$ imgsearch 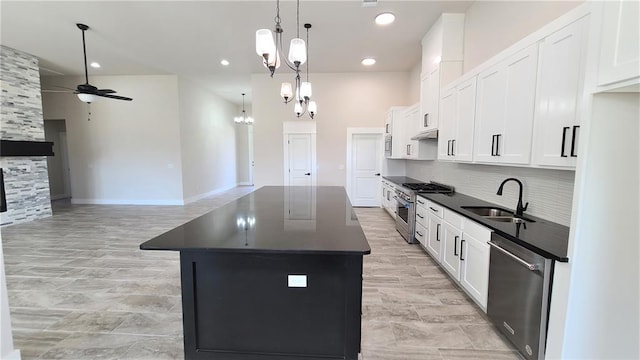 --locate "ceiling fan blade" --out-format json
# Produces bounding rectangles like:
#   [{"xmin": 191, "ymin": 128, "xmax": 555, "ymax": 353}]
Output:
[
  {"xmin": 42, "ymin": 89, "xmax": 74, "ymax": 93},
  {"xmin": 97, "ymin": 89, "xmax": 117, "ymax": 94},
  {"xmin": 97, "ymin": 93, "xmax": 133, "ymax": 101}
]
